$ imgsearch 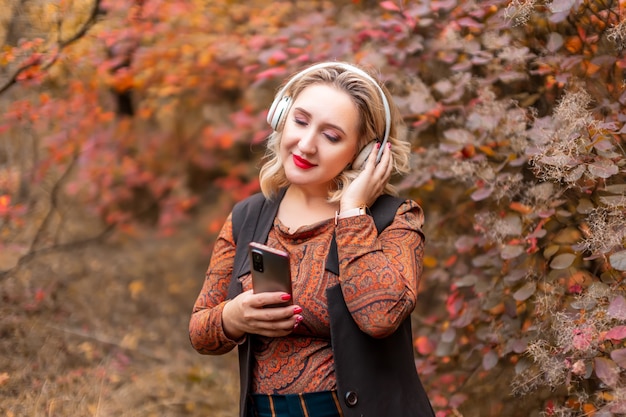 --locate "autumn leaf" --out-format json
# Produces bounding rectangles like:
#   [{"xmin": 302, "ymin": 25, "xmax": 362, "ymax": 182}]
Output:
[
  {"xmin": 609, "ymin": 250, "xmax": 626, "ymax": 271},
  {"xmin": 605, "ymin": 328, "xmax": 626, "ymax": 342},
  {"xmin": 380, "ymin": 1, "xmax": 401, "ymax": 12},
  {"xmin": 414, "ymin": 336, "xmax": 435, "ymax": 355},
  {"xmin": 129, "ymin": 280, "xmax": 145, "ymax": 300},
  {"xmin": 482, "ymin": 349, "xmax": 498, "ymax": 370},
  {"xmin": 594, "ymin": 357, "xmax": 619, "ymax": 387},
  {"xmin": 550, "ymin": 253, "xmax": 576, "ymax": 269},
  {"xmin": 513, "ymin": 281, "xmax": 536, "ymax": 301}
]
